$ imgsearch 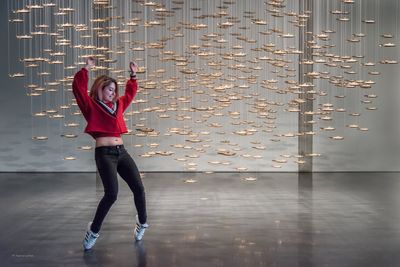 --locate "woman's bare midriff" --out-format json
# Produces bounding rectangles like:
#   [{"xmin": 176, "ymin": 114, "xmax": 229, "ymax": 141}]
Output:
[{"xmin": 95, "ymin": 136, "xmax": 123, "ymax": 147}]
